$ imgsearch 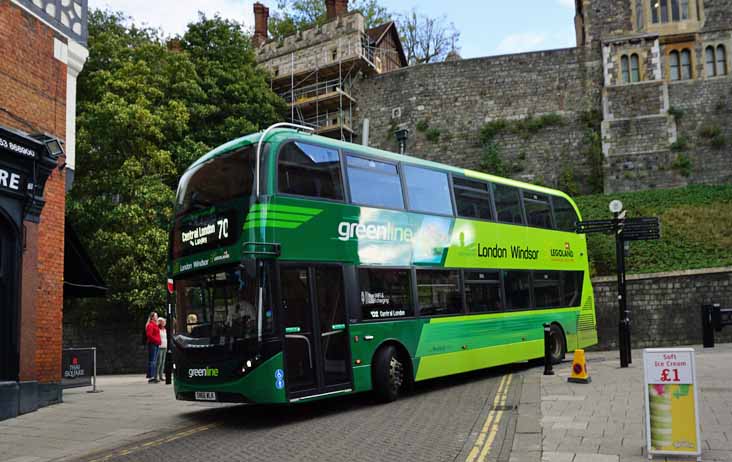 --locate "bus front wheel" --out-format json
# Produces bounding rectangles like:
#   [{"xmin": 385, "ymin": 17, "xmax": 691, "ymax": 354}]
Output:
[
  {"xmin": 373, "ymin": 345, "xmax": 404, "ymax": 402},
  {"xmin": 549, "ymin": 324, "xmax": 566, "ymax": 364}
]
